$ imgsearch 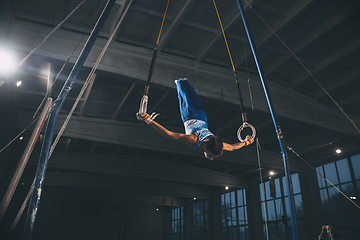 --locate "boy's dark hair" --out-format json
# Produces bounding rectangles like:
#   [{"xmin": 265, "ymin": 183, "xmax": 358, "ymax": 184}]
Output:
[{"xmin": 206, "ymin": 135, "xmax": 223, "ymax": 157}]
